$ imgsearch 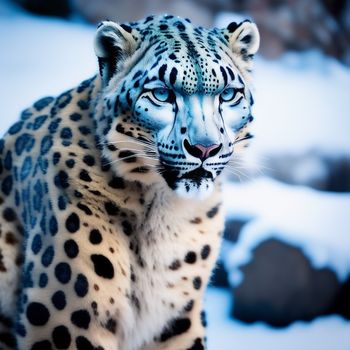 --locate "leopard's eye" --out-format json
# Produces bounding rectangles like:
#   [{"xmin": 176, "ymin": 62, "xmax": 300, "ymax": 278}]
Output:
[
  {"xmin": 220, "ymin": 87, "xmax": 236, "ymax": 102},
  {"xmin": 152, "ymin": 88, "xmax": 172, "ymax": 102}
]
